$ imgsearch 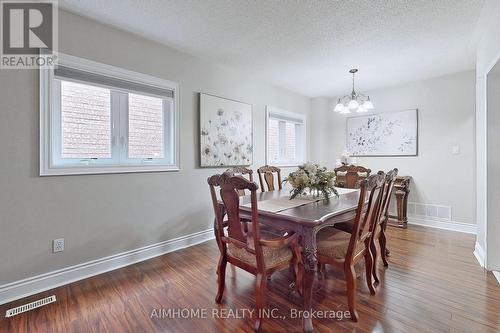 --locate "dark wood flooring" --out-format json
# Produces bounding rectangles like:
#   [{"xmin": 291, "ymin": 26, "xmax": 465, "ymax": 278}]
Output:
[{"xmin": 1, "ymin": 225, "xmax": 500, "ymax": 333}]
